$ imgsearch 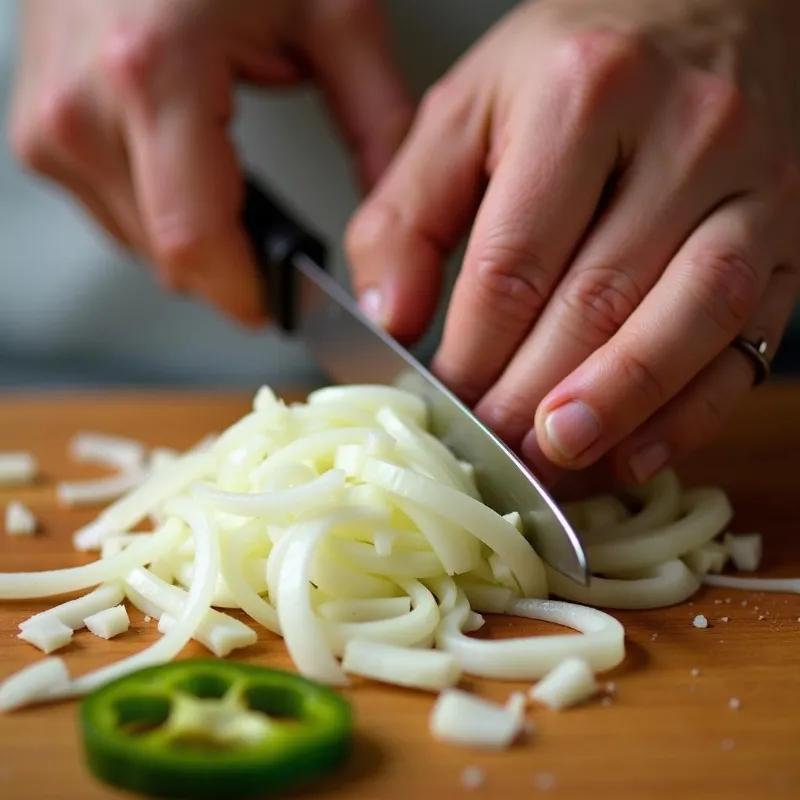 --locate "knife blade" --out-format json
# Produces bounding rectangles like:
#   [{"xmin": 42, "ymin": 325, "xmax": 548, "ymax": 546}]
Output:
[{"xmin": 242, "ymin": 177, "xmax": 590, "ymax": 586}]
